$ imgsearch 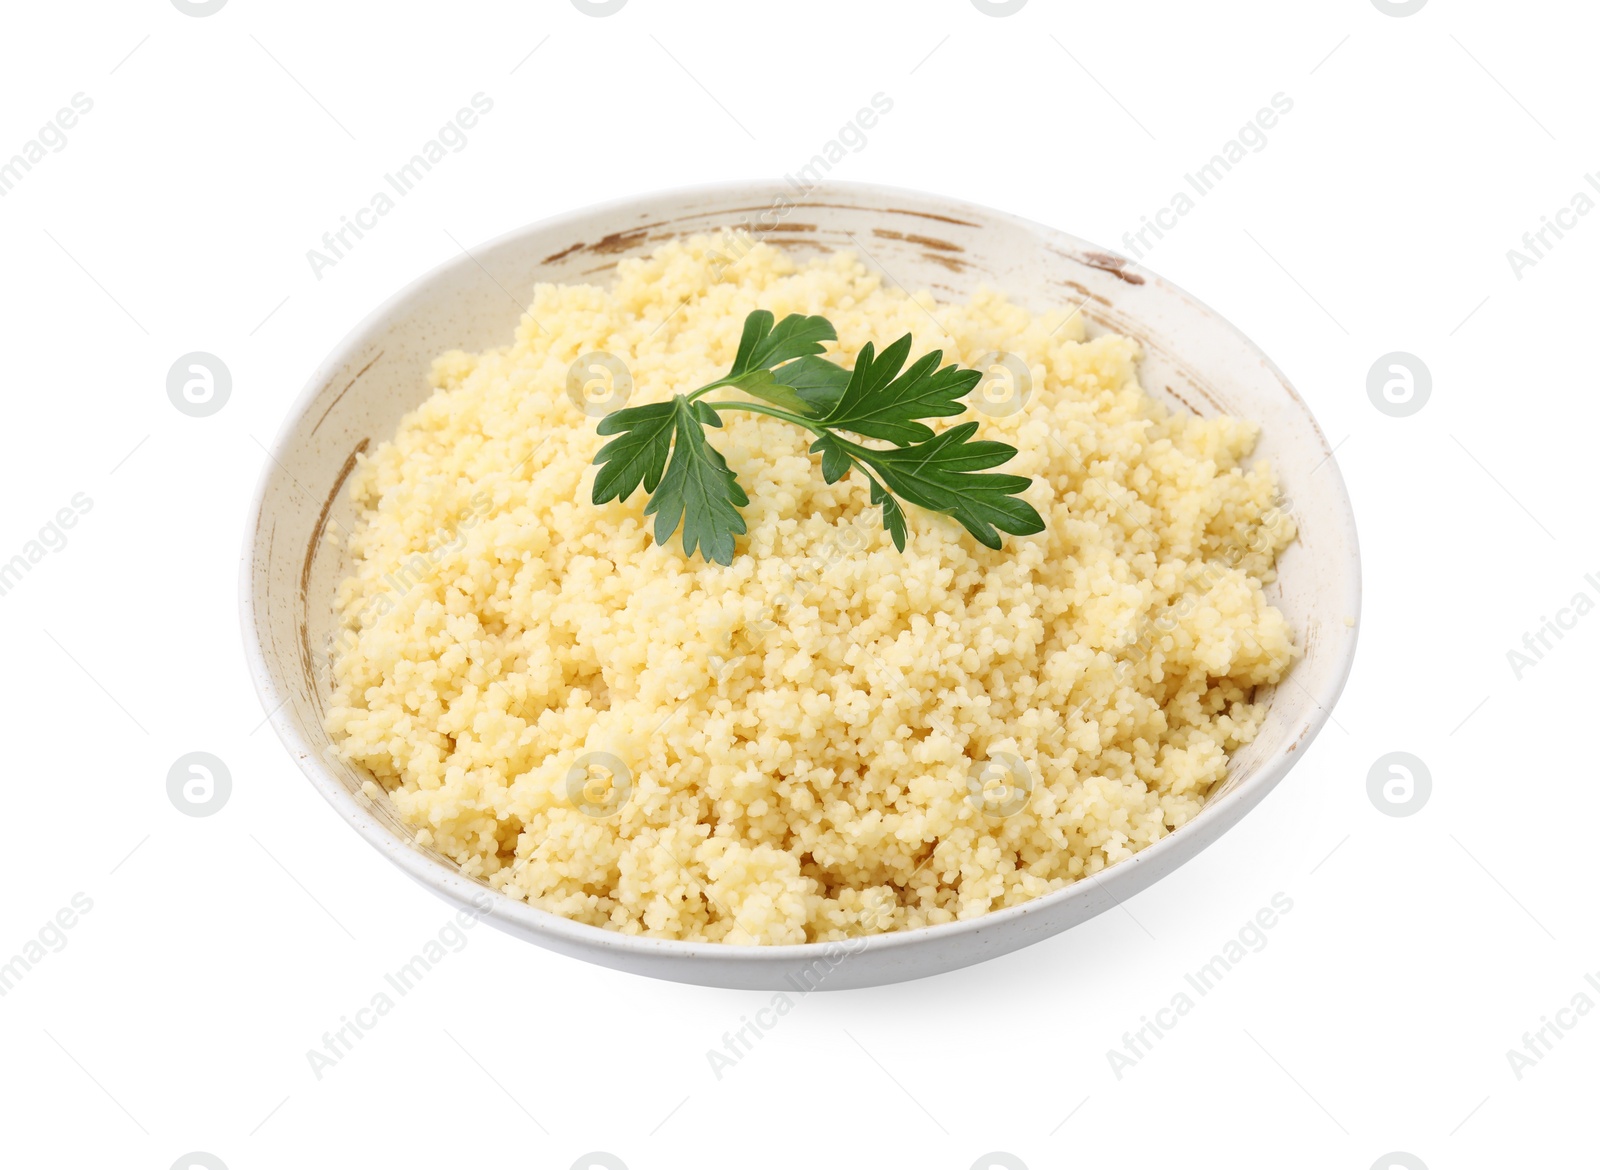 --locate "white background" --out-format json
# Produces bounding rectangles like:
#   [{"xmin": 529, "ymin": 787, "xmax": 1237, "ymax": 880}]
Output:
[{"xmin": 1, "ymin": 1, "xmax": 1594, "ymax": 1167}]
